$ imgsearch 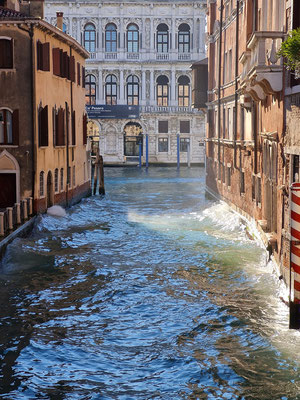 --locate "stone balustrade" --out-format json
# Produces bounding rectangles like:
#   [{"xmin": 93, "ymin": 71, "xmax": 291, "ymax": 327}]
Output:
[{"xmin": 0, "ymin": 197, "xmax": 33, "ymax": 237}]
